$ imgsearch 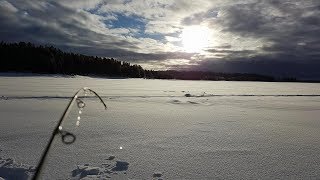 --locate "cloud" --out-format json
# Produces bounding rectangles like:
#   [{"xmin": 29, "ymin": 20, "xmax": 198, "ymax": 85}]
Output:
[
  {"xmin": 192, "ymin": 55, "xmax": 320, "ymax": 79},
  {"xmin": 214, "ymin": 0, "xmax": 320, "ymax": 48},
  {"xmin": 0, "ymin": 0, "xmax": 18, "ymax": 13},
  {"xmin": 0, "ymin": 1, "xmax": 166, "ymax": 53},
  {"xmin": 98, "ymin": 0, "xmax": 215, "ymax": 34},
  {"xmin": 56, "ymin": 0, "xmax": 102, "ymax": 9},
  {"xmin": 190, "ymin": 0, "xmax": 320, "ymax": 78},
  {"xmin": 0, "ymin": 0, "xmax": 319, "ymax": 78}
]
